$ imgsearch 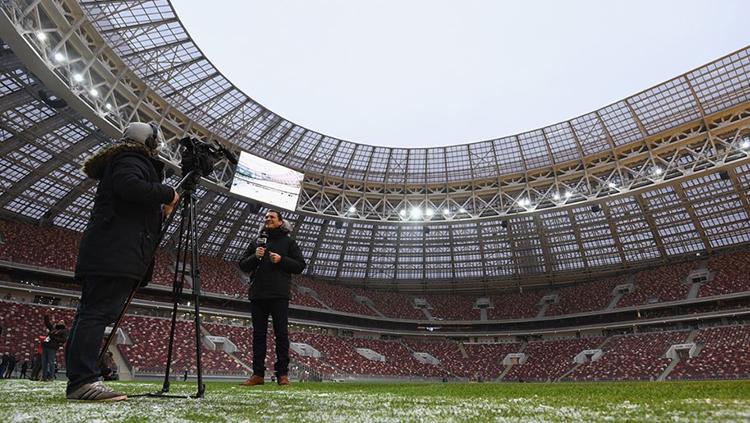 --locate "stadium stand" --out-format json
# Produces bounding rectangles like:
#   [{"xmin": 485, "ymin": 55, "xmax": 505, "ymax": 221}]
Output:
[
  {"xmin": 293, "ymin": 278, "xmax": 376, "ymax": 316},
  {"xmin": 118, "ymin": 316, "xmax": 244, "ymax": 375},
  {"xmin": 546, "ymin": 277, "xmax": 625, "ymax": 316},
  {"xmin": 700, "ymin": 251, "xmax": 750, "ymax": 297},
  {"xmin": 0, "ymin": 301, "xmax": 74, "ymax": 373},
  {"xmin": 0, "ymin": 220, "xmax": 79, "ymax": 271},
  {"xmin": 422, "ymin": 294, "xmax": 481, "ymax": 321},
  {"xmin": 503, "ymin": 337, "xmax": 604, "ymax": 381},
  {"xmin": 462, "ymin": 343, "xmax": 522, "ymax": 379},
  {"xmin": 352, "ymin": 288, "xmax": 425, "ymax": 320},
  {"xmin": 667, "ymin": 325, "xmax": 750, "ymax": 380},
  {"xmin": 566, "ymin": 330, "xmax": 690, "ymax": 381},
  {"xmin": 0, "ymin": 218, "xmax": 749, "ymax": 322},
  {"xmin": 487, "ymin": 291, "xmax": 547, "ymax": 320},
  {"xmin": 618, "ymin": 264, "xmax": 695, "ymax": 307}
]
